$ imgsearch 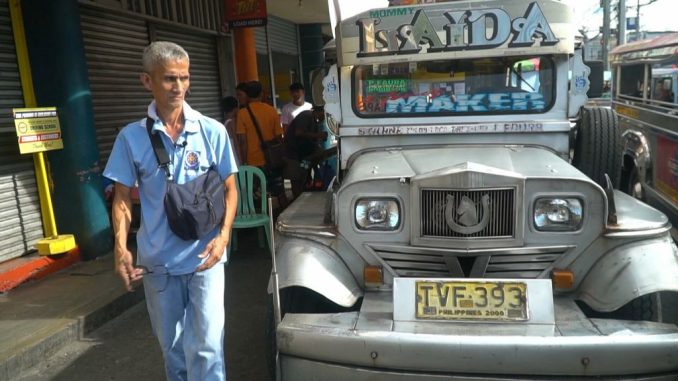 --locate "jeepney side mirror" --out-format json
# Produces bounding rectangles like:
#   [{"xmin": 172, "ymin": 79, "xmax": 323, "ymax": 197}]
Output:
[{"xmin": 586, "ymin": 60, "xmax": 604, "ymax": 99}]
